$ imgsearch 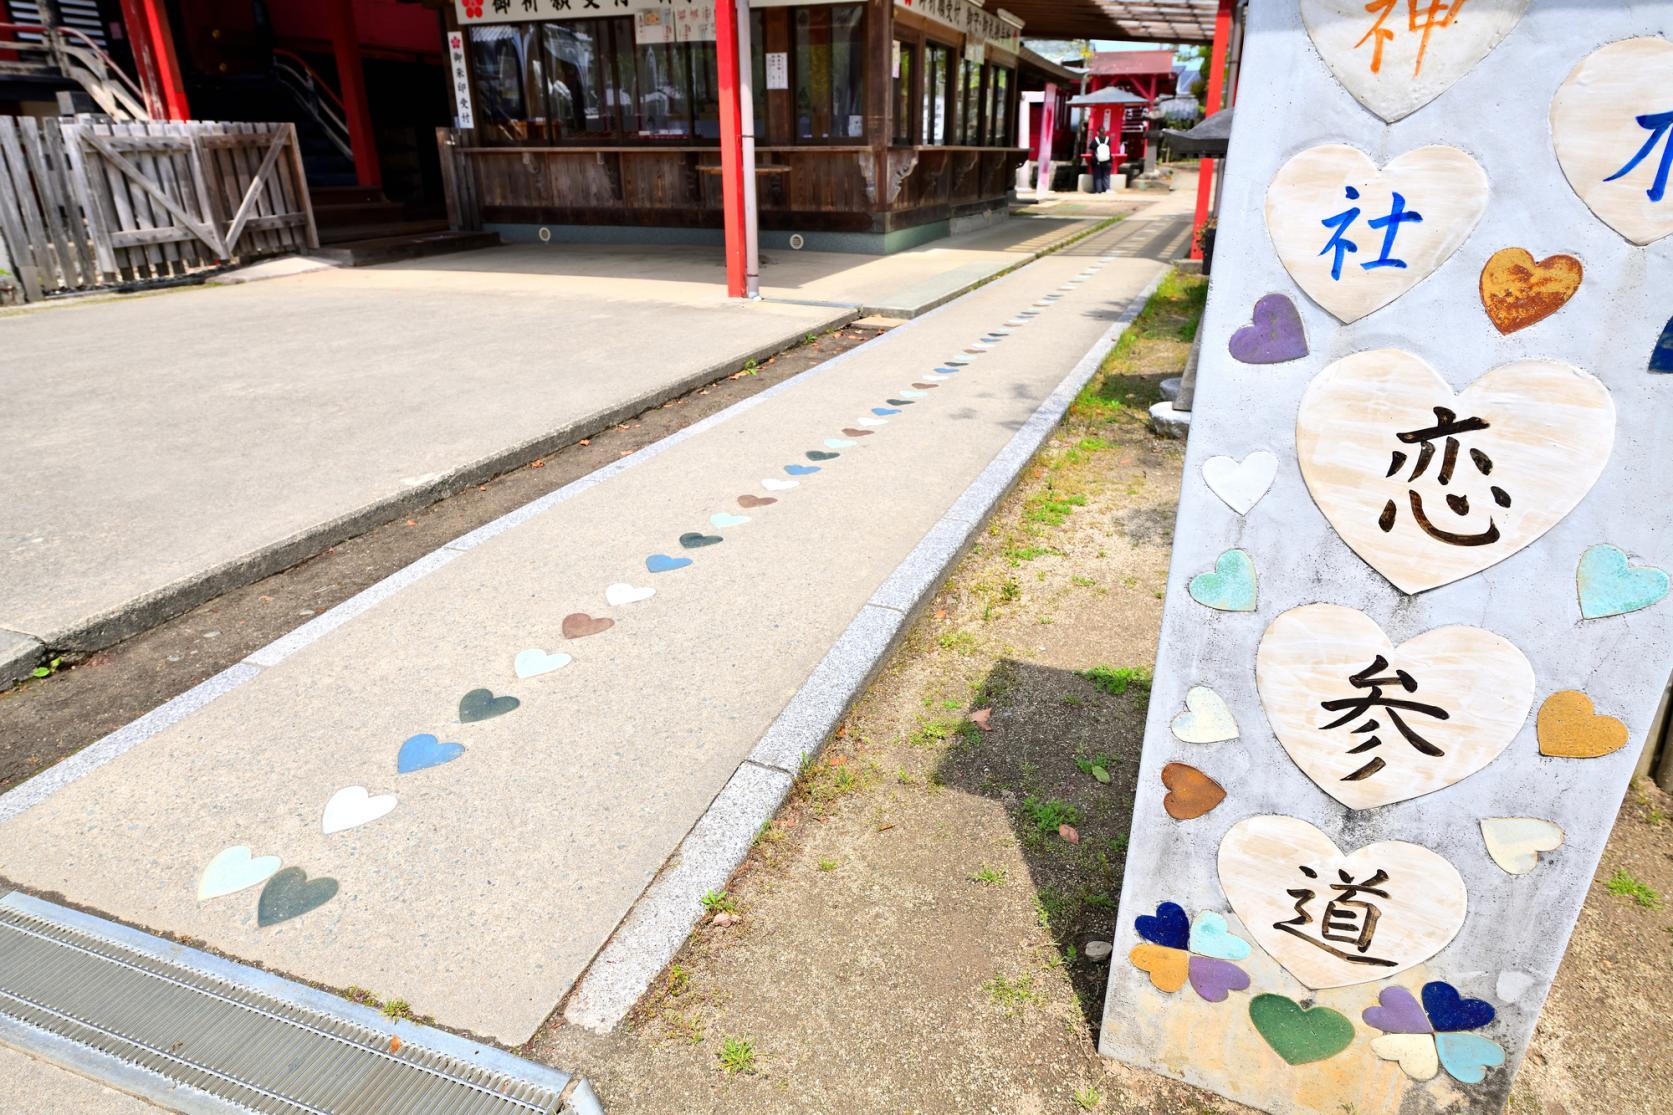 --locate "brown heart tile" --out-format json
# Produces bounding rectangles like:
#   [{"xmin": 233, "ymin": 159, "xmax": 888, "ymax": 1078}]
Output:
[
  {"xmin": 840, "ymin": 428, "xmax": 875, "ymax": 438},
  {"xmin": 1160, "ymin": 761, "xmax": 1225, "ymax": 820},
  {"xmin": 738, "ymin": 494, "xmax": 777, "ymax": 509},
  {"xmin": 910, "ymin": 383, "xmax": 940, "ymax": 389},
  {"xmin": 562, "ymin": 613, "xmax": 615, "ymax": 640},
  {"xmin": 1480, "ymin": 247, "xmax": 1582, "ymax": 334}
]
